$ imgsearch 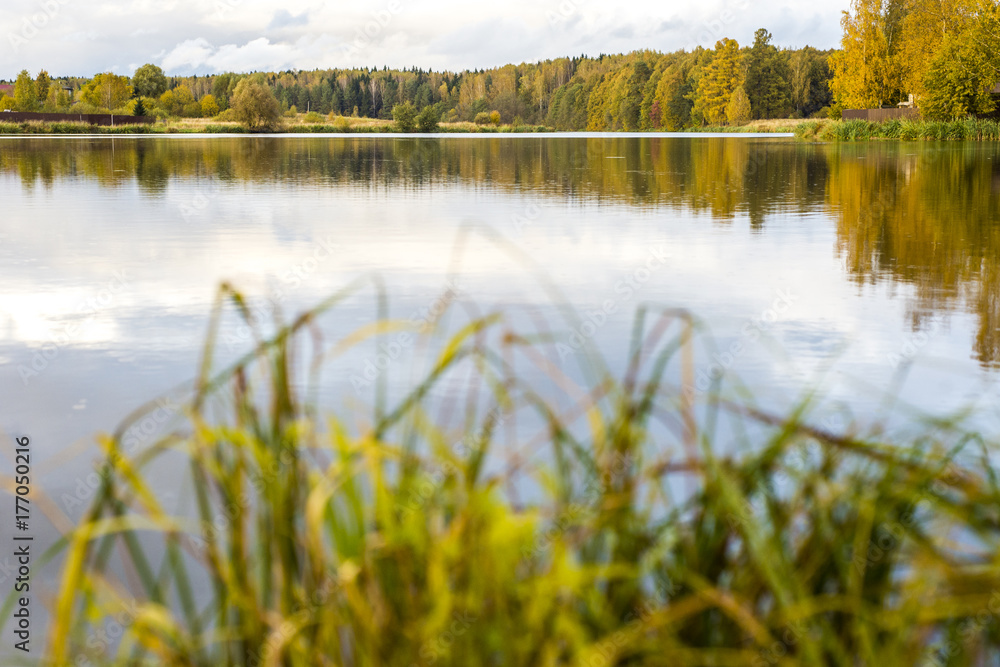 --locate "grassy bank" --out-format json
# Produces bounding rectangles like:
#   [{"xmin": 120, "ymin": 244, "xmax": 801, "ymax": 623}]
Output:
[
  {"xmin": 6, "ymin": 115, "xmax": 1000, "ymax": 141},
  {"xmin": 0, "ymin": 116, "xmax": 552, "ymax": 135},
  {"xmin": 690, "ymin": 119, "xmax": 802, "ymax": 134},
  {"xmin": 10, "ymin": 282, "xmax": 1000, "ymax": 666},
  {"xmin": 795, "ymin": 118, "xmax": 1000, "ymax": 141}
]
